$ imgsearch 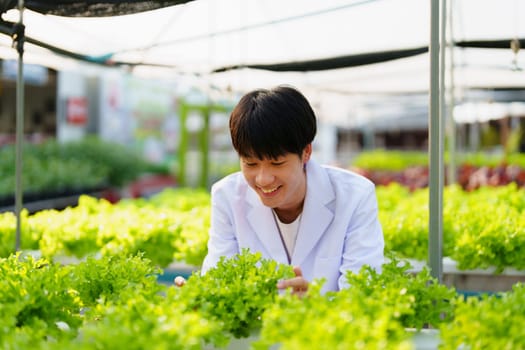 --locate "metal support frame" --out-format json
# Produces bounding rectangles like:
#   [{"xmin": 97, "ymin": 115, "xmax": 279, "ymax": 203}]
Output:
[
  {"xmin": 14, "ymin": 0, "xmax": 25, "ymax": 252},
  {"xmin": 428, "ymin": 0, "xmax": 444, "ymax": 282}
]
